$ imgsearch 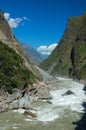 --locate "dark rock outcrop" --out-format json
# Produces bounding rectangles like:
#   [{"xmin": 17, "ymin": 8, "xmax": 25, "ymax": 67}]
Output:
[
  {"xmin": 62, "ymin": 90, "xmax": 75, "ymax": 96},
  {"xmin": 83, "ymin": 84, "xmax": 86, "ymax": 91}
]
